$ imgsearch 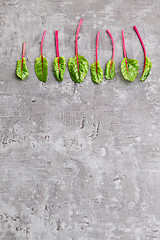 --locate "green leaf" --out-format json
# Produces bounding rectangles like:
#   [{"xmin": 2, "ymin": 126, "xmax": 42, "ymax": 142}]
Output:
[
  {"xmin": 68, "ymin": 55, "xmax": 89, "ymax": 83},
  {"xmin": 140, "ymin": 57, "xmax": 152, "ymax": 82},
  {"xmin": 16, "ymin": 57, "xmax": 29, "ymax": 80},
  {"xmin": 54, "ymin": 56, "xmax": 66, "ymax": 82},
  {"xmin": 105, "ymin": 60, "xmax": 116, "ymax": 80},
  {"xmin": 121, "ymin": 58, "xmax": 139, "ymax": 82},
  {"xmin": 35, "ymin": 55, "xmax": 48, "ymax": 83},
  {"xmin": 90, "ymin": 61, "xmax": 103, "ymax": 84}
]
